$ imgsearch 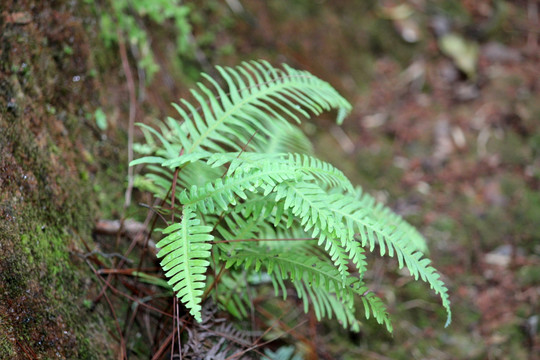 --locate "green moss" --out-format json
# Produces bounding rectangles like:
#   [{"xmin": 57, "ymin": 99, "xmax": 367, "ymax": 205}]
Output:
[
  {"xmin": 0, "ymin": 197, "xmax": 116, "ymax": 359},
  {"xmin": 1, "ymin": 203, "xmax": 95, "ymax": 356},
  {"xmin": 517, "ymin": 265, "xmax": 540, "ymax": 286},
  {"xmin": 0, "ymin": 312, "xmax": 15, "ymax": 358},
  {"xmin": 0, "ymin": 333, "xmax": 15, "ymax": 359},
  {"xmin": 0, "ymin": 252, "xmax": 27, "ymax": 299},
  {"xmin": 431, "ymin": 215, "xmax": 457, "ymax": 233},
  {"xmin": 493, "ymin": 132, "xmax": 533, "ymax": 167},
  {"xmin": 0, "ymin": 1, "xmax": 117, "ymax": 357}
]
